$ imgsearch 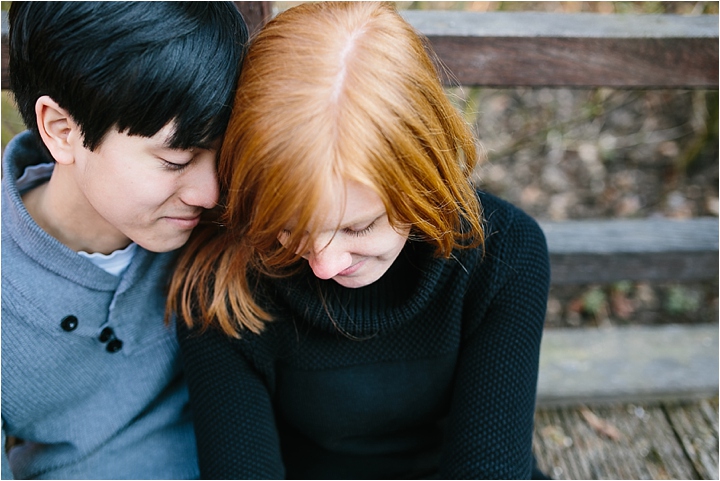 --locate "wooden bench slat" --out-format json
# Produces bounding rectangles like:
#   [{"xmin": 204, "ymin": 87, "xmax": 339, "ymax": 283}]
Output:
[
  {"xmin": 537, "ymin": 324, "xmax": 719, "ymax": 407},
  {"xmin": 547, "ymin": 250, "xmax": 718, "ymax": 284},
  {"xmin": 401, "ymin": 11, "xmax": 719, "ymax": 38},
  {"xmin": 541, "ymin": 218, "xmax": 719, "ymax": 284},
  {"xmin": 400, "ymin": 11, "xmax": 719, "ymax": 87},
  {"xmin": 429, "ymin": 36, "xmax": 718, "ymax": 88},
  {"xmin": 541, "ymin": 218, "xmax": 718, "ymax": 253}
]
